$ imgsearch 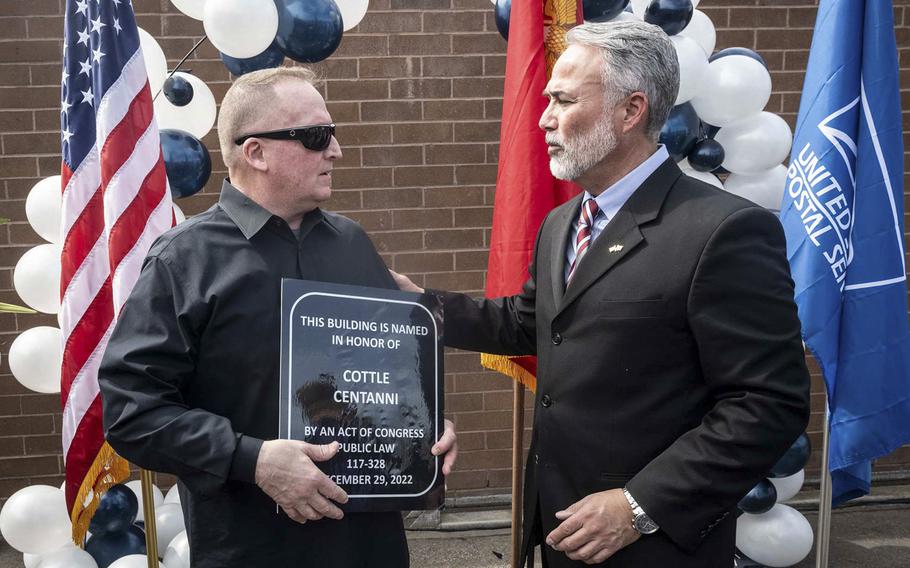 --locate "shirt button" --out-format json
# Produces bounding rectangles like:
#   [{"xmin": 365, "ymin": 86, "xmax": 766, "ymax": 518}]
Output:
[
  {"xmin": 541, "ymin": 394, "xmax": 552, "ymax": 407},
  {"xmin": 551, "ymin": 332, "xmax": 562, "ymax": 345}
]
